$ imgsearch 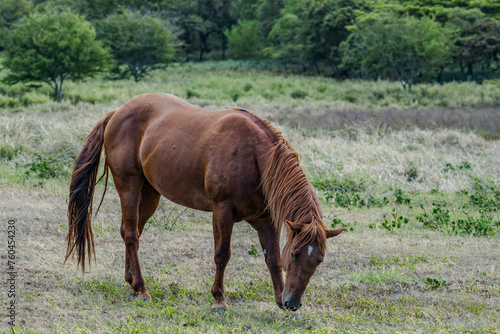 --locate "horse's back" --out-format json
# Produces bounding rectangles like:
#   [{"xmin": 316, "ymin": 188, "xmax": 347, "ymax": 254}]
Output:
[{"xmin": 104, "ymin": 93, "xmax": 273, "ymax": 216}]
